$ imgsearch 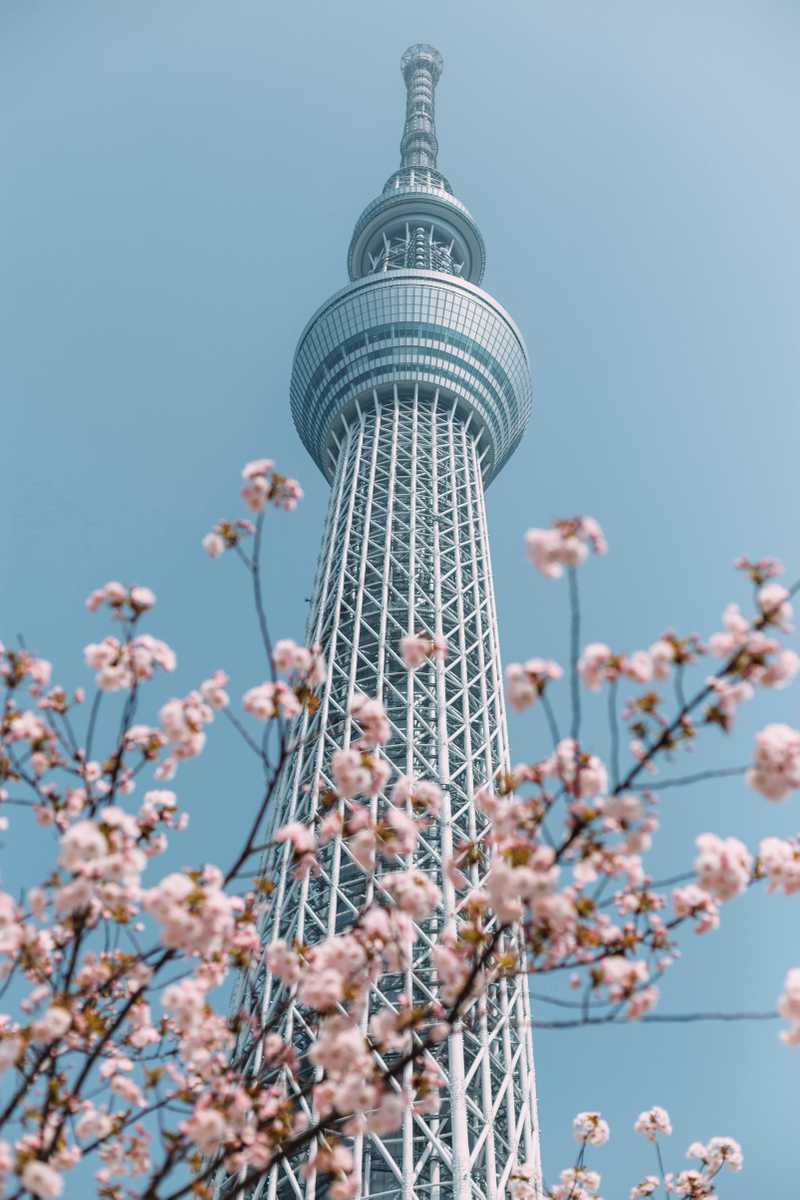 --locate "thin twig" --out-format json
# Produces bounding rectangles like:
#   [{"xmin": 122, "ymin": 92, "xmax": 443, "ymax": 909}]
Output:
[{"xmin": 567, "ymin": 565, "xmax": 581, "ymax": 742}]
